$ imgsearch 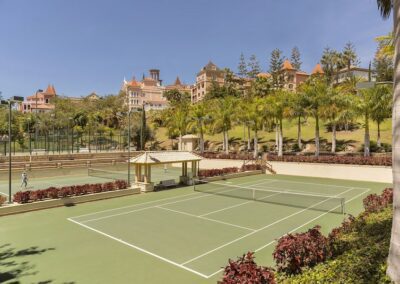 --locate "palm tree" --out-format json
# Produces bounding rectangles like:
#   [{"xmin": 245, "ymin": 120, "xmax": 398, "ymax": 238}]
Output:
[
  {"xmin": 376, "ymin": 1, "xmax": 399, "ymax": 281},
  {"xmin": 211, "ymin": 97, "xmax": 237, "ymax": 154},
  {"xmin": 246, "ymin": 97, "xmax": 269, "ymax": 158},
  {"xmin": 266, "ymin": 90, "xmax": 291, "ymax": 157},
  {"xmin": 288, "ymin": 91, "xmax": 308, "ymax": 150},
  {"xmin": 300, "ymin": 77, "xmax": 329, "ymax": 157},
  {"xmin": 321, "ymin": 86, "xmax": 353, "ymax": 153},
  {"xmin": 355, "ymin": 87, "xmax": 379, "ymax": 157},
  {"xmin": 371, "ymin": 84, "xmax": 392, "ymax": 147},
  {"xmin": 188, "ymin": 102, "xmax": 209, "ymax": 153}
]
